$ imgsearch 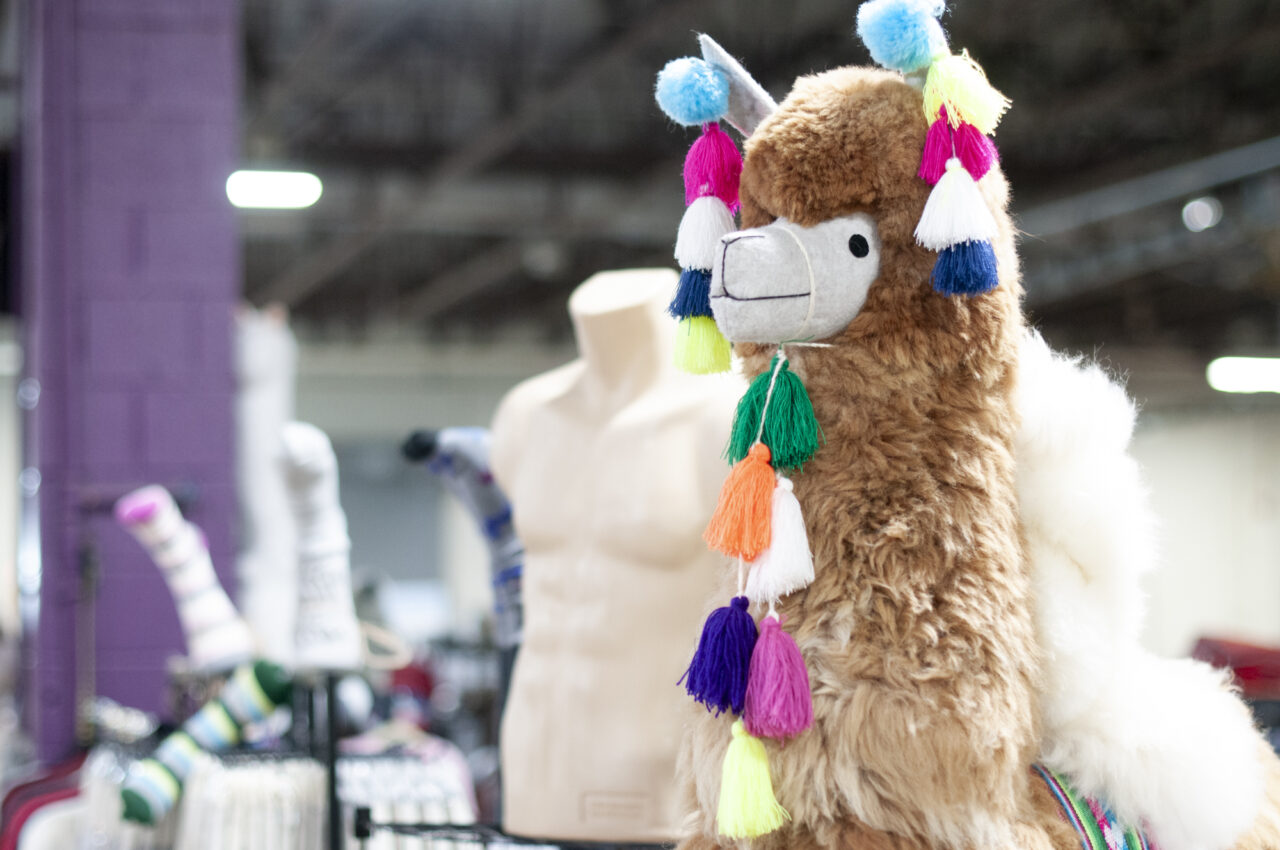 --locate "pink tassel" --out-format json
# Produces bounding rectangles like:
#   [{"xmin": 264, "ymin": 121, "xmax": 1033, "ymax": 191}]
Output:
[
  {"xmin": 684, "ymin": 123, "xmax": 742, "ymax": 212},
  {"xmin": 918, "ymin": 113, "xmax": 951, "ymax": 185},
  {"xmin": 955, "ymin": 122, "xmax": 999, "ymax": 181},
  {"xmin": 743, "ymin": 614, "xmax": 813, "ymax": 740}
]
